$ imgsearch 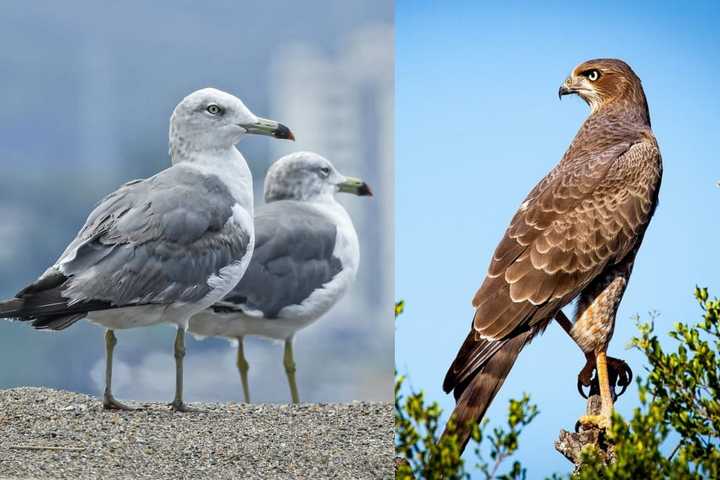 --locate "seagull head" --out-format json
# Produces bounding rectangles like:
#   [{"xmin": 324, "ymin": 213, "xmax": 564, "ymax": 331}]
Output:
[
  {"xmin": 264, "ymin": 152, "xmax": 372, "ymax": 203},
  {"xmin": 558, "ymin": 59, "xmax": 646, "ymax": 115},
  {"xmin": 169, "ymin": 88, "xmax": 294, "ymax": 158}
]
